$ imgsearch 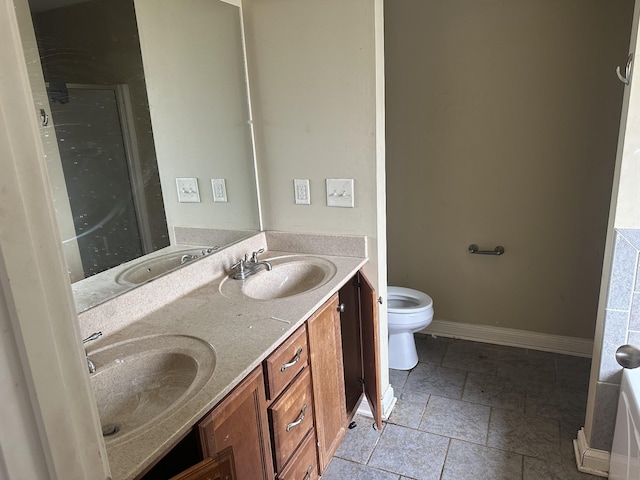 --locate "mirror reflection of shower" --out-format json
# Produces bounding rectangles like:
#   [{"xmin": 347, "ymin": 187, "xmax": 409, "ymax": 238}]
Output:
[
  {"xmin": 46, "ymin": 83, "xmax": 167, "ymax": 277},
  {"xmin": 30, "ymin": 0, "xmax": 169, "ymax": 281}
]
